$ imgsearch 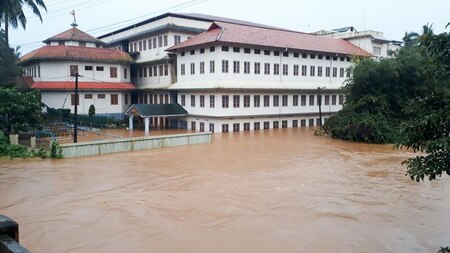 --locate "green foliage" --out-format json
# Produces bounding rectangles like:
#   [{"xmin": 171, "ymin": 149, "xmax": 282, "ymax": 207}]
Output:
[
  {"xmin": 88, "ymin": 104, "xmax": 96, "ymax": 117},
  {"xmin": 0, "ymin": 131, "xmax": 30, "ymax": 158},
  {"xmin": 438, "ymin": 247, "xmax": 450, "ymax": 253},
  {"xmin": 31, "ymin": 145, "xmax": 48, "ymax": 158},
  {"xmin": 49, "ymin": 140, "xmax": 63, "ymax": 159},
  {"xmin": 0, "ymin": 30, "xmax": 22, "ymax": 87},
  {"xmin": 0, "ymin": 87, "xmax": 43, "ymax": 134}
]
